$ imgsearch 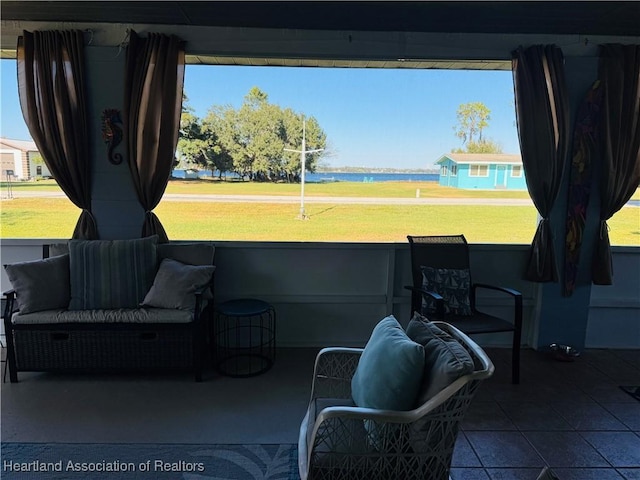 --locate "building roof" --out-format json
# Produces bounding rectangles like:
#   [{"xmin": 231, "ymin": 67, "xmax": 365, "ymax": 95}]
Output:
[
  {"xmin": 0, "ymin": 138, "xmax": 38, "ymax": 152},
  {"xmin": 436, "ymin": 153, "xmax": 522, "ymax": 165}
]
